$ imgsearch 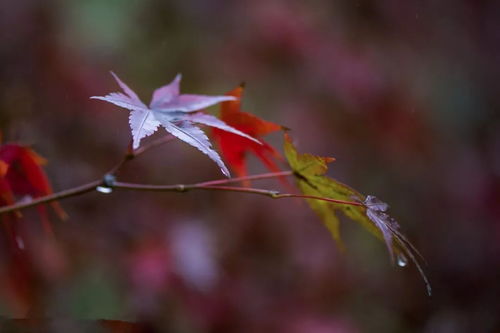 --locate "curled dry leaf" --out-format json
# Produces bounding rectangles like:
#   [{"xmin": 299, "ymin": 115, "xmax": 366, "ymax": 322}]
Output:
[{"xmin": 284, "ymin": 134, "xmax": 431, "ymax": 295}]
